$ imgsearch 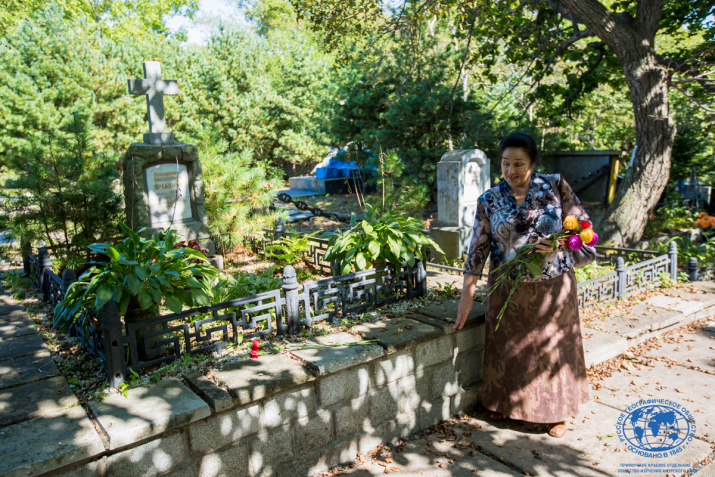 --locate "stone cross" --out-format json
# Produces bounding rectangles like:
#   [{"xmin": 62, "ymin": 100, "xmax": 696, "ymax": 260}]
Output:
[{"xmin": 128, "ymin": 61, "xmax": 178, "ymax": 145}]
